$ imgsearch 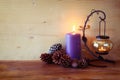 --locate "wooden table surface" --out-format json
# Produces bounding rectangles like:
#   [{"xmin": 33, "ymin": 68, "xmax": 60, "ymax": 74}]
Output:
[{"xmin": 0, "ymin": 60, "xmax": 120, "ymax": 80}]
